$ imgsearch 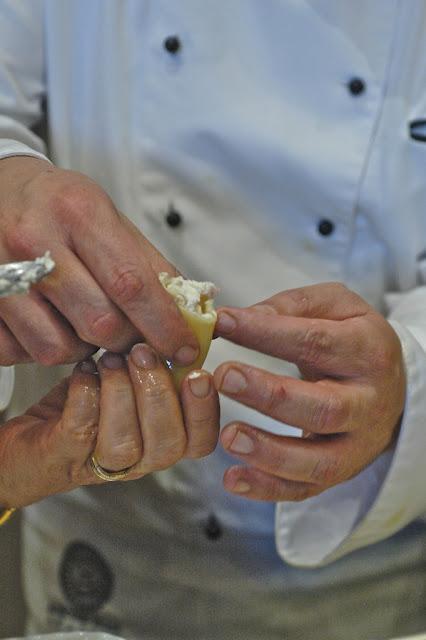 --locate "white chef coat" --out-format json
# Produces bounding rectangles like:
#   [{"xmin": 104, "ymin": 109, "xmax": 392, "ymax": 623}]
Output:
[{"xmin": 1, "ymin": 1, "xmax": 426, "ymax": 639}]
